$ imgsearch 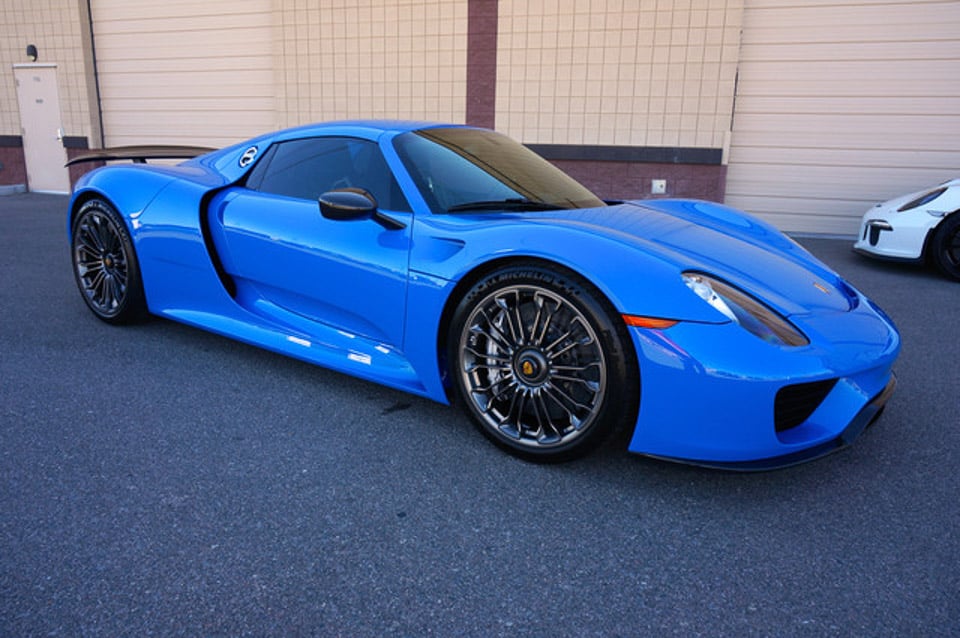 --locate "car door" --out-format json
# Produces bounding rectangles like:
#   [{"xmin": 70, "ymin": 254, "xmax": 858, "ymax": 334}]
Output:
[{"xmin": 210, "ymin": 136, "xmax": 414, "ymax": 348}]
